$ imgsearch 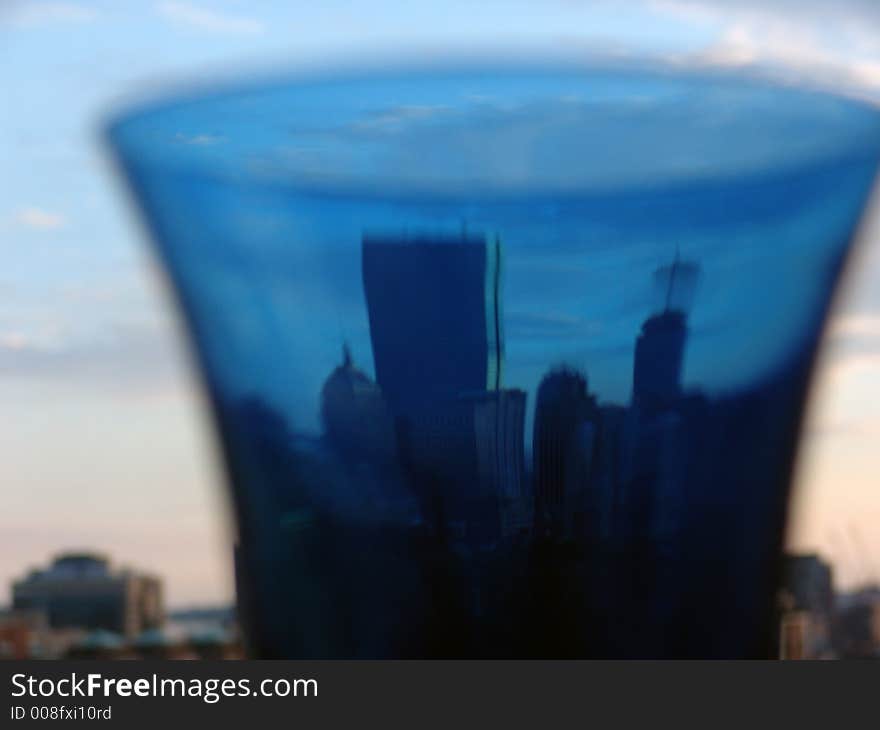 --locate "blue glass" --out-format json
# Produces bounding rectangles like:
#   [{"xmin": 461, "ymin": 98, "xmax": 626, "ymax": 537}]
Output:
[{"xmin": 106, "ymin": 65, "xmax": 880, "ymax": 658}]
